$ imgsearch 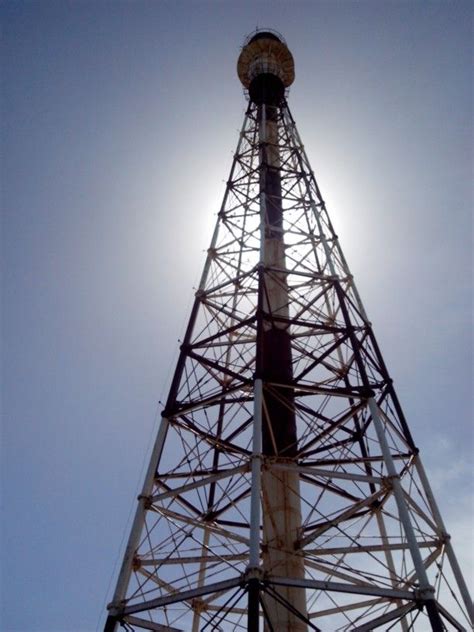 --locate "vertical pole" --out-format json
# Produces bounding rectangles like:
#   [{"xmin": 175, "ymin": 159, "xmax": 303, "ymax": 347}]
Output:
[
  {"xmin": 248, "ymin": 578, "xmax": 261, "ymax": 632},
  {"xmin": 375, "ymin": 510, "xmax": 410, "ymax": 632},
  {"xmin": 246, "ymin": 103, "xmax": 266, "ymax": 631},
  {"xmin": 105, "ymin": 416, "xmax": 170, "ymax": 630},
  {"xmin": 249, "ymin": 377, "xmax": 263, "ymax": 570},
  {"xmin": 368, "ymin": 398, "xmax": 444, "ymax": 631},
  {"xmin": 415, "ymin": 456, "xmax": 474, "ymax": 624}
]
